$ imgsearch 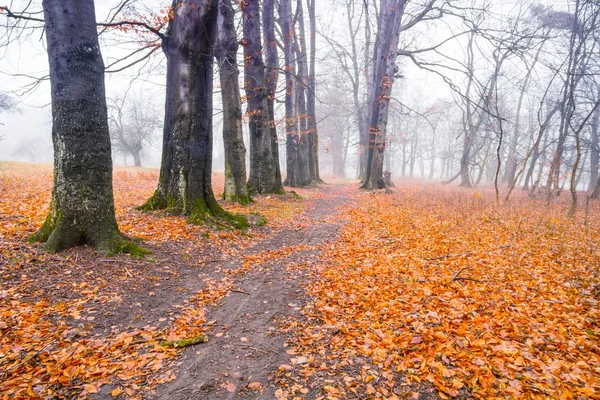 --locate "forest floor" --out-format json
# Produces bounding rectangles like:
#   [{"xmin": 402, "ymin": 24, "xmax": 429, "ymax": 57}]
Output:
[{"xmin": 1, "ymin": 162, "xmax": 599, "ymax": 400}]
